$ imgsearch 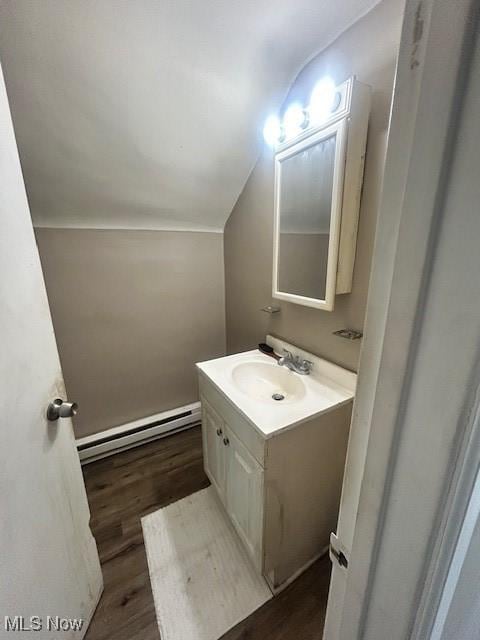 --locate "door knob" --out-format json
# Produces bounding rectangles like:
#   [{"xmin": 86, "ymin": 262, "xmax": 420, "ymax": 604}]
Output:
[{"xmin": 46, "ymin": 398, "xmax": 78, "ymax": 421}]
